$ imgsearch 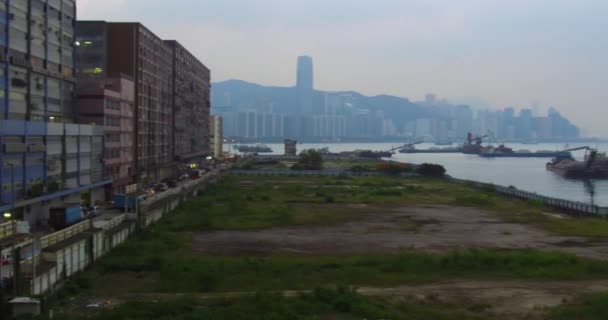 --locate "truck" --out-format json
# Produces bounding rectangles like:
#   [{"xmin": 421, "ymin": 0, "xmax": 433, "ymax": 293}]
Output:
[
  {"xmin": 49, "ymin": 204, "xmax": 82, "ymax": 230},
  {"xmin": 113, "ymin": 194, "xmax": 147, "ymax": 212}
]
